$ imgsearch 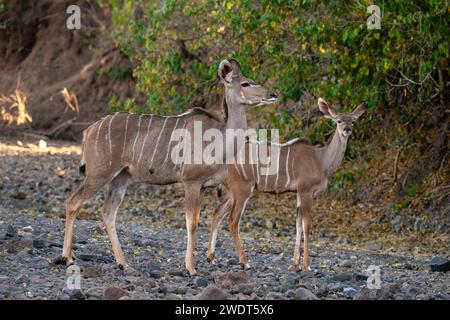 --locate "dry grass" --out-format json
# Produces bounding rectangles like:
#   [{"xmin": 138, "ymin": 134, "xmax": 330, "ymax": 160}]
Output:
[{"xmin": 0, "ymin": 89, "xmax": 32, "ymax": 126}]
